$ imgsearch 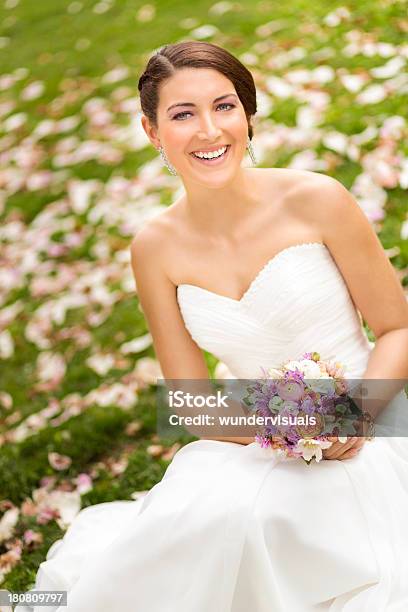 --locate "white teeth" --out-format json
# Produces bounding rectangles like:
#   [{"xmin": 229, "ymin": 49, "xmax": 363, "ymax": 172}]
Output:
[{"xmin": 192, "ymin": 146, "xmax": 227, "ymax": 159}]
